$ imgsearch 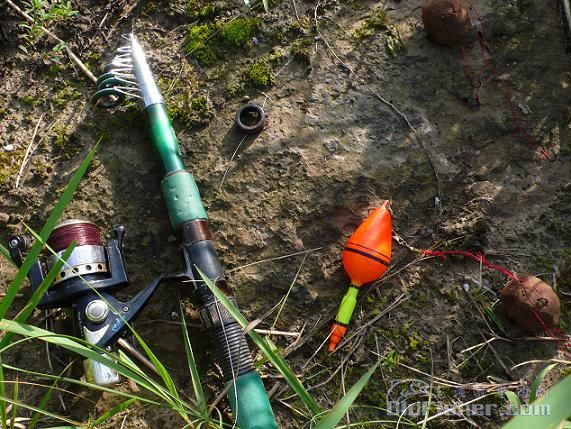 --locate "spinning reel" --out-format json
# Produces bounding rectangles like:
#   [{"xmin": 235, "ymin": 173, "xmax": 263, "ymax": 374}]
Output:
[{"xmin": 8, "ymin": 220, "xmax": 182, "ymax": 386}]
